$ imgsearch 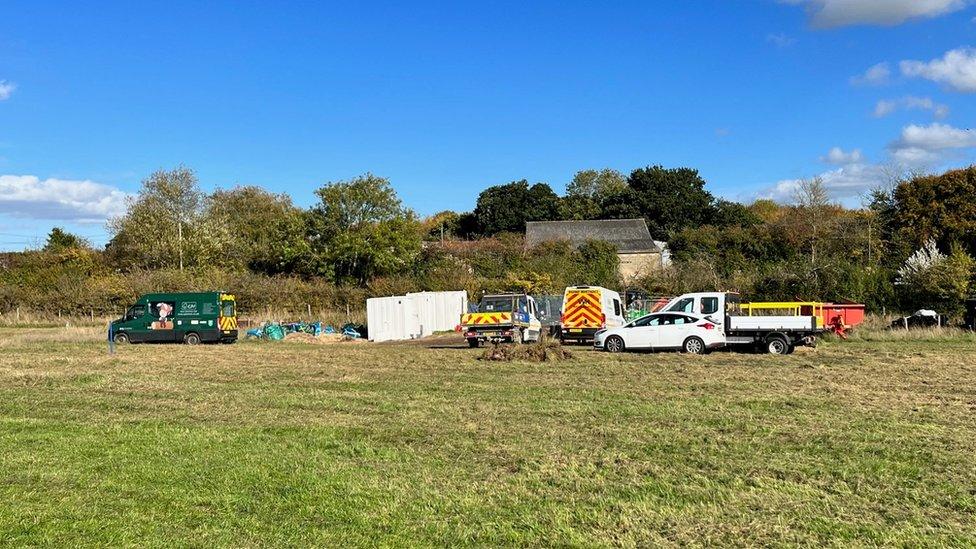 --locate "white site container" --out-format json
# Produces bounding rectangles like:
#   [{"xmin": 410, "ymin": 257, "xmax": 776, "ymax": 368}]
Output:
[
  {"xmin": 407, "ymin": 291, "xmax": 468, "ymax": 336},
  {"xmin": 366, "ymin": 296, "xmax": 422, "ymax": 342}
]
